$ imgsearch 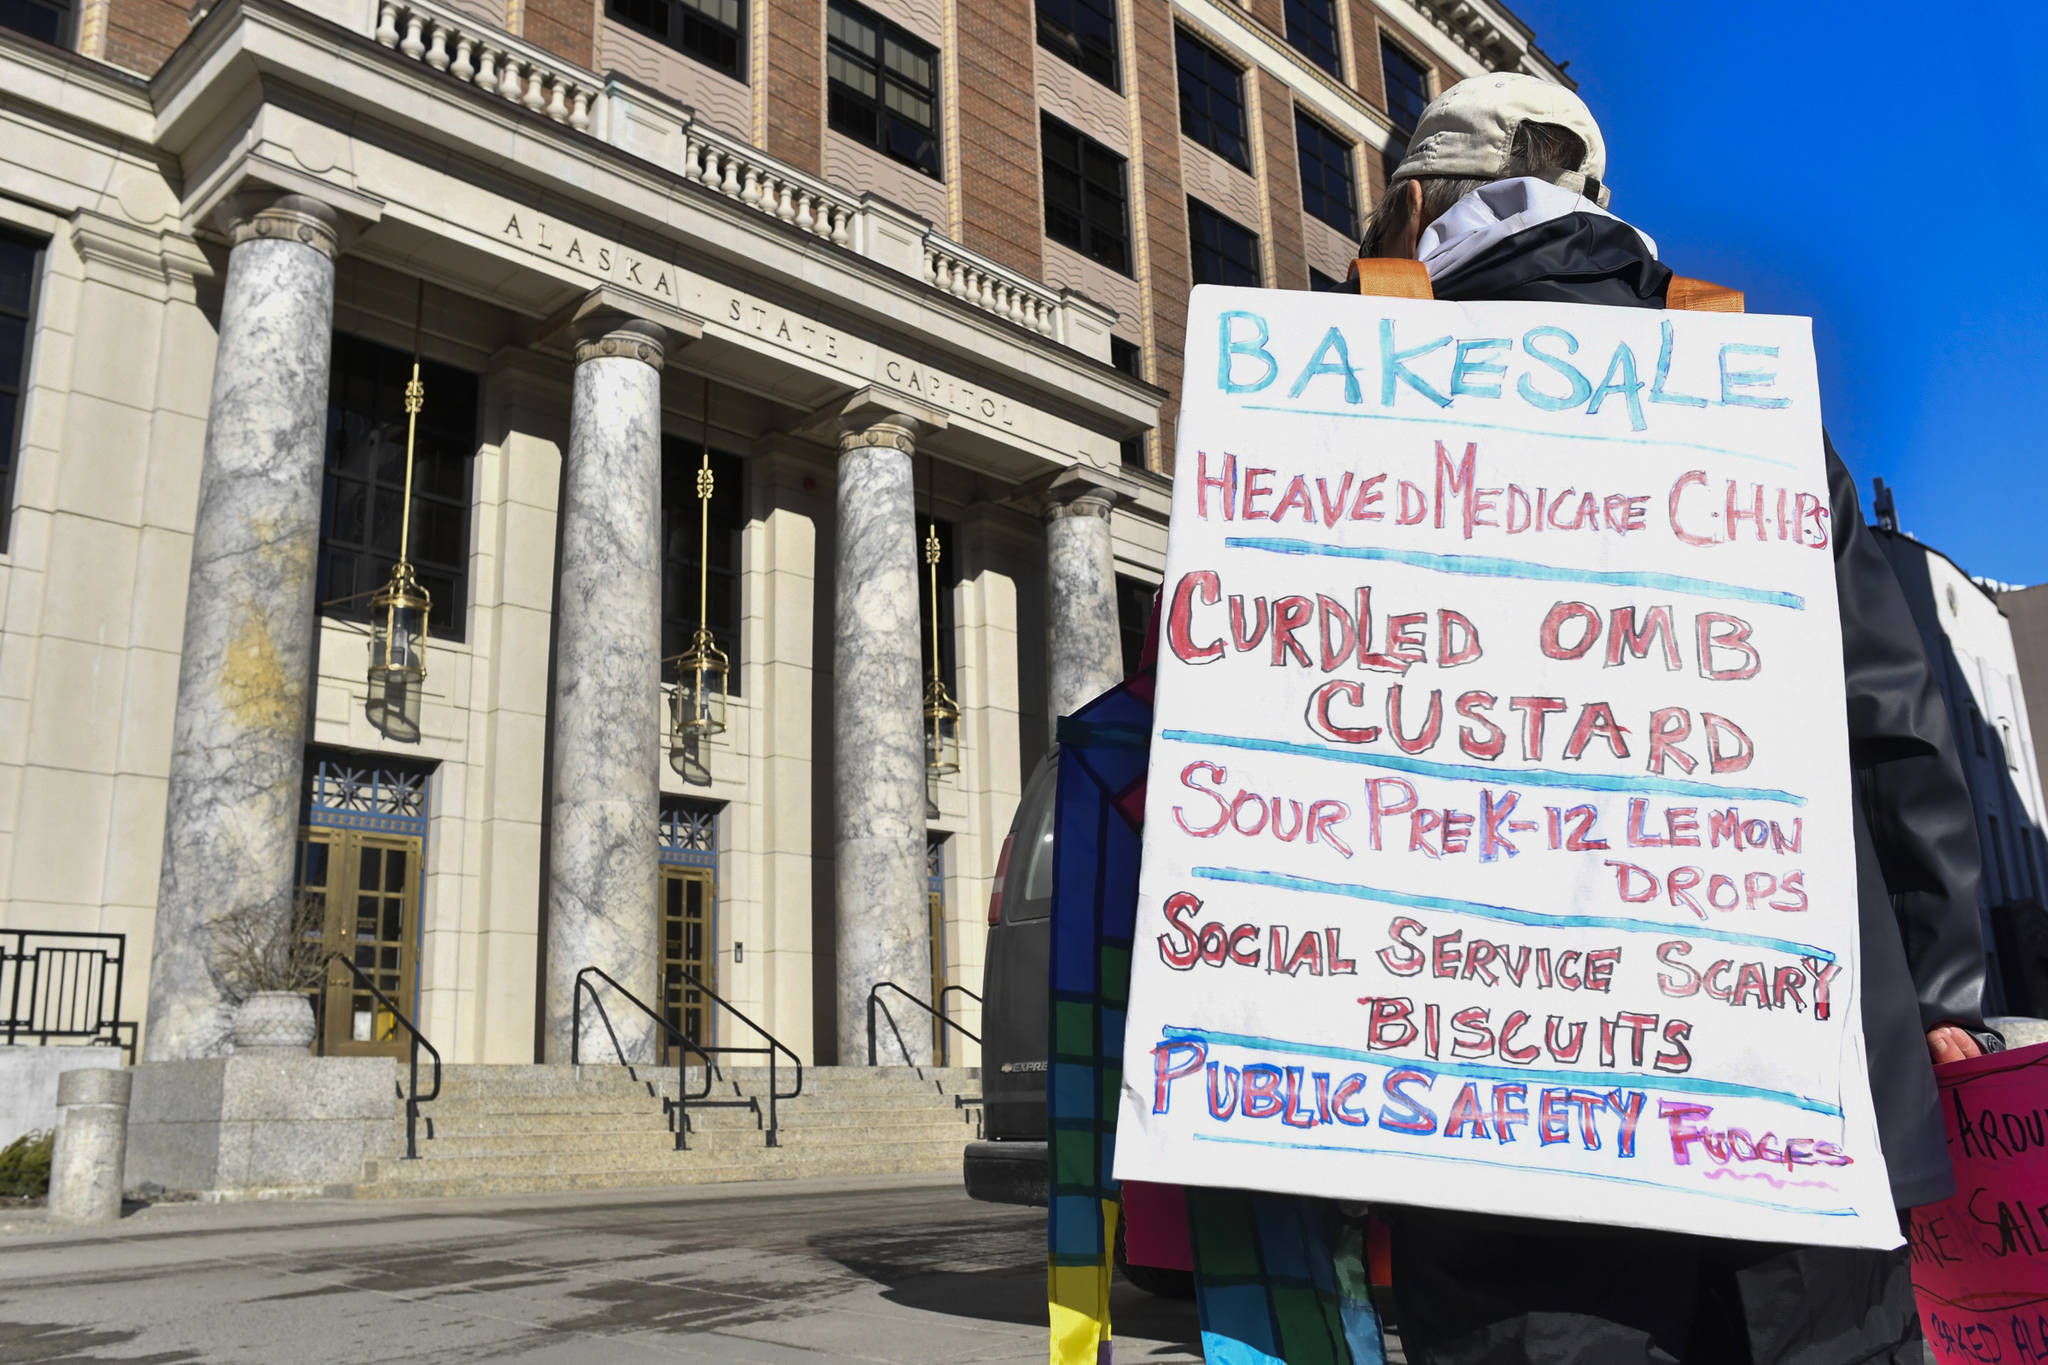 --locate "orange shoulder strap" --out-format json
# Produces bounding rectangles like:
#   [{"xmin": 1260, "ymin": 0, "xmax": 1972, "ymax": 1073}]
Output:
[
  {"xmin": 1347, "ymin": 258, "xmax": 1434, "ymax": 299},
  {"xmin": 1667, "ymin": 276, "xmax": 1745, "ymax": 313},
  {"xmin": 1348, "ymin": 258, "xmax": 1745, "ymax": 313}
]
